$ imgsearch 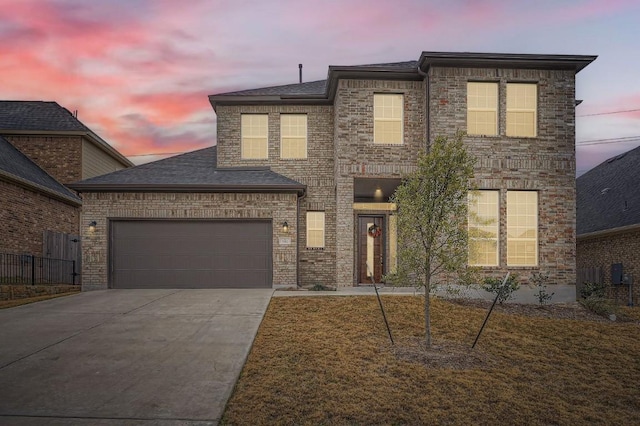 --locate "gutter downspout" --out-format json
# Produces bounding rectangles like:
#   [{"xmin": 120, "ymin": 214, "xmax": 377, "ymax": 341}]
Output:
[
  {"xmin": 296, "ymin": 188, "xmax": 307, "ymax": 288},
  {"xmin": 417, "ymin": 65, "xmax": 430, "ymax": 149}
]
